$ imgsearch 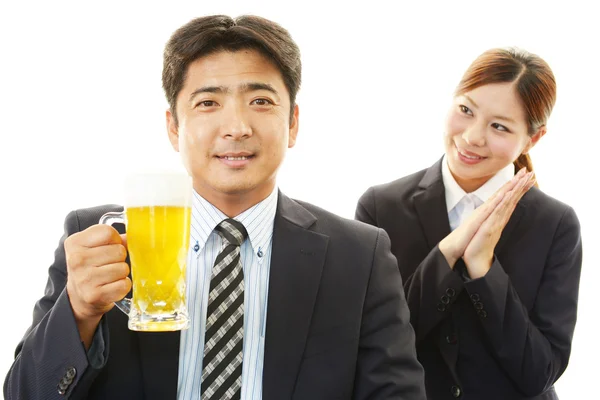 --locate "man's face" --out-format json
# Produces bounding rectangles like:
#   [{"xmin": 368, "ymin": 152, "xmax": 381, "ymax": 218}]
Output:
[{"xmin": 167, "ymin": 49, "xmax": 299, "ymax": 207}]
